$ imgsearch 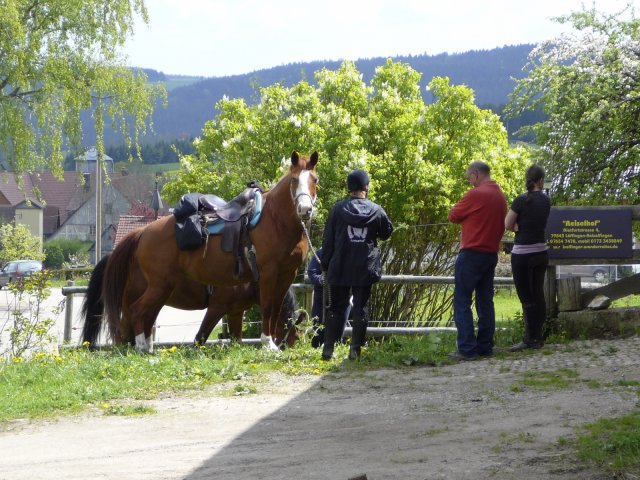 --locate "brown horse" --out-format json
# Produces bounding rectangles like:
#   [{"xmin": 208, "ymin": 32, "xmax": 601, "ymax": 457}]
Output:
[
  {"xmin": 81, "ymin": 253, "xmax": 303, "ymax": 349},
  {"xmin": 102, "ymin": 151, "xmax": 318, "ymax": 352}
]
